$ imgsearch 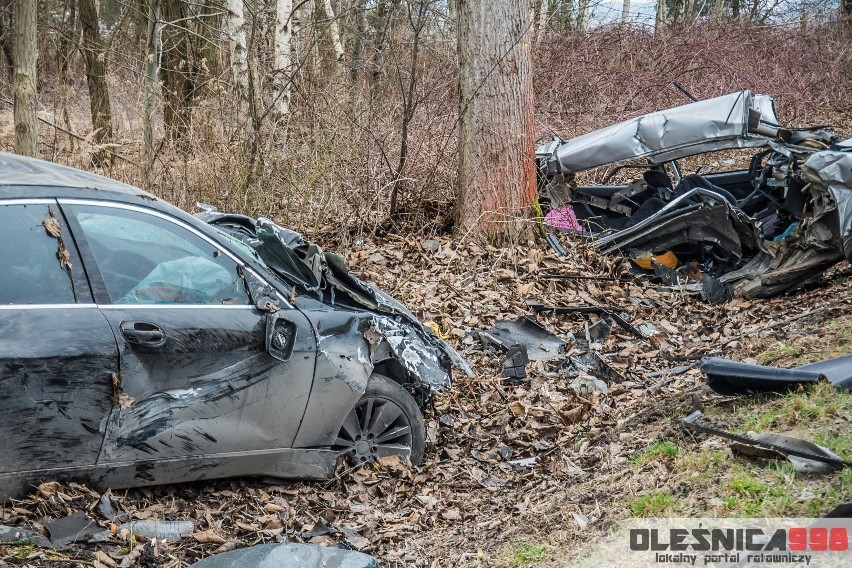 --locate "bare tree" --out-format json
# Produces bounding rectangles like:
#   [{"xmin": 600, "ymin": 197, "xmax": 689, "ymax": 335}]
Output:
[
  {"xmin": 80, "ymin": 0, "xmax": 115, "ymax": 166},
  {"xmin": 226, "ymin": 0, "xmax": 254, "ymax": 148},
  {"xmin": 455, "ymin": 0, "xmax": 535, "ymax": 240},
  {"xmin": 143, "ymin": 0, "xmax": 162, "ymax": 176},
  {"xmin": 13, "ymin": 0, "xmax": 37, "ymax": 157},
  {"xmin": 273, "ymin": 0, "xmax": 293, "ymax": 121}
]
